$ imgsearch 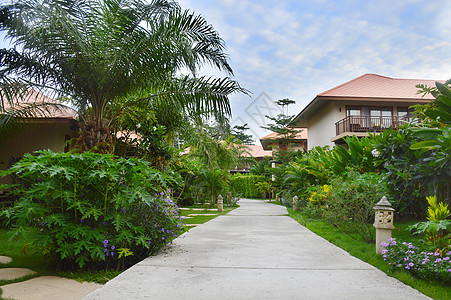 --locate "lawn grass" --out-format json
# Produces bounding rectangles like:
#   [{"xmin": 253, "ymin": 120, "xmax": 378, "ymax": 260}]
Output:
[
  {"xmin": 287, "ymin": 207, "xmax": 451, "ymax": 300},
  {"xmin": 179, "ymin": 204, "xmax": 238, "ymax": 228}
]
